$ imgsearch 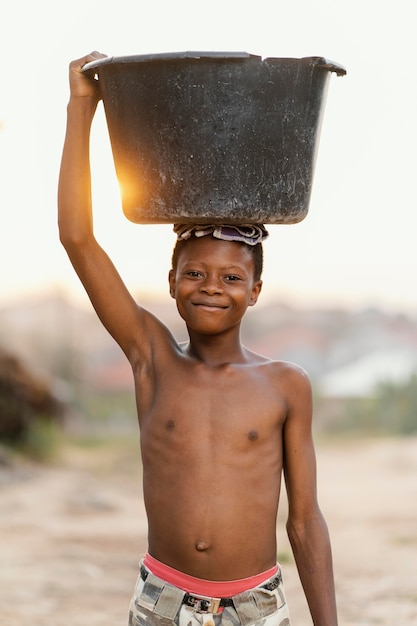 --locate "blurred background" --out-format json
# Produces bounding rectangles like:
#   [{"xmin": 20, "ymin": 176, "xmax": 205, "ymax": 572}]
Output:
[{"xmin": 1, "ymin": 1, "xmax": 416, "ymax": 625}]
